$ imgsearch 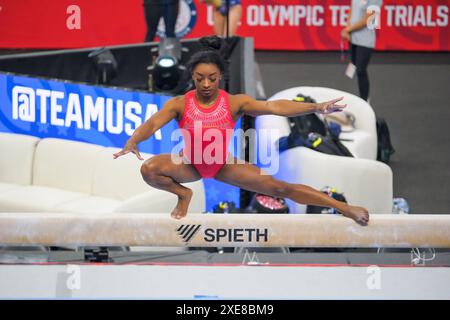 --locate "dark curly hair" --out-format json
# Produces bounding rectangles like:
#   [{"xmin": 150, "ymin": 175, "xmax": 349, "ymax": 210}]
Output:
[{"xmin": 187, "ymin": 36, "xmax": 226, "ymax": 74}]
